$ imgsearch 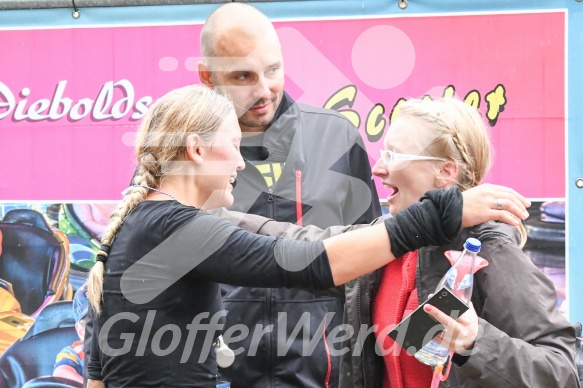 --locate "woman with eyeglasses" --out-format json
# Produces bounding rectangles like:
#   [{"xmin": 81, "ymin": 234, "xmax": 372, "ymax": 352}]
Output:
[
  {"xmin": 368, "ymin": 98, "xmax": 576, "ymax": 388},
  {"xmin": 219, "ymin": 97, "xmax": 578, "ymax": 387}
]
